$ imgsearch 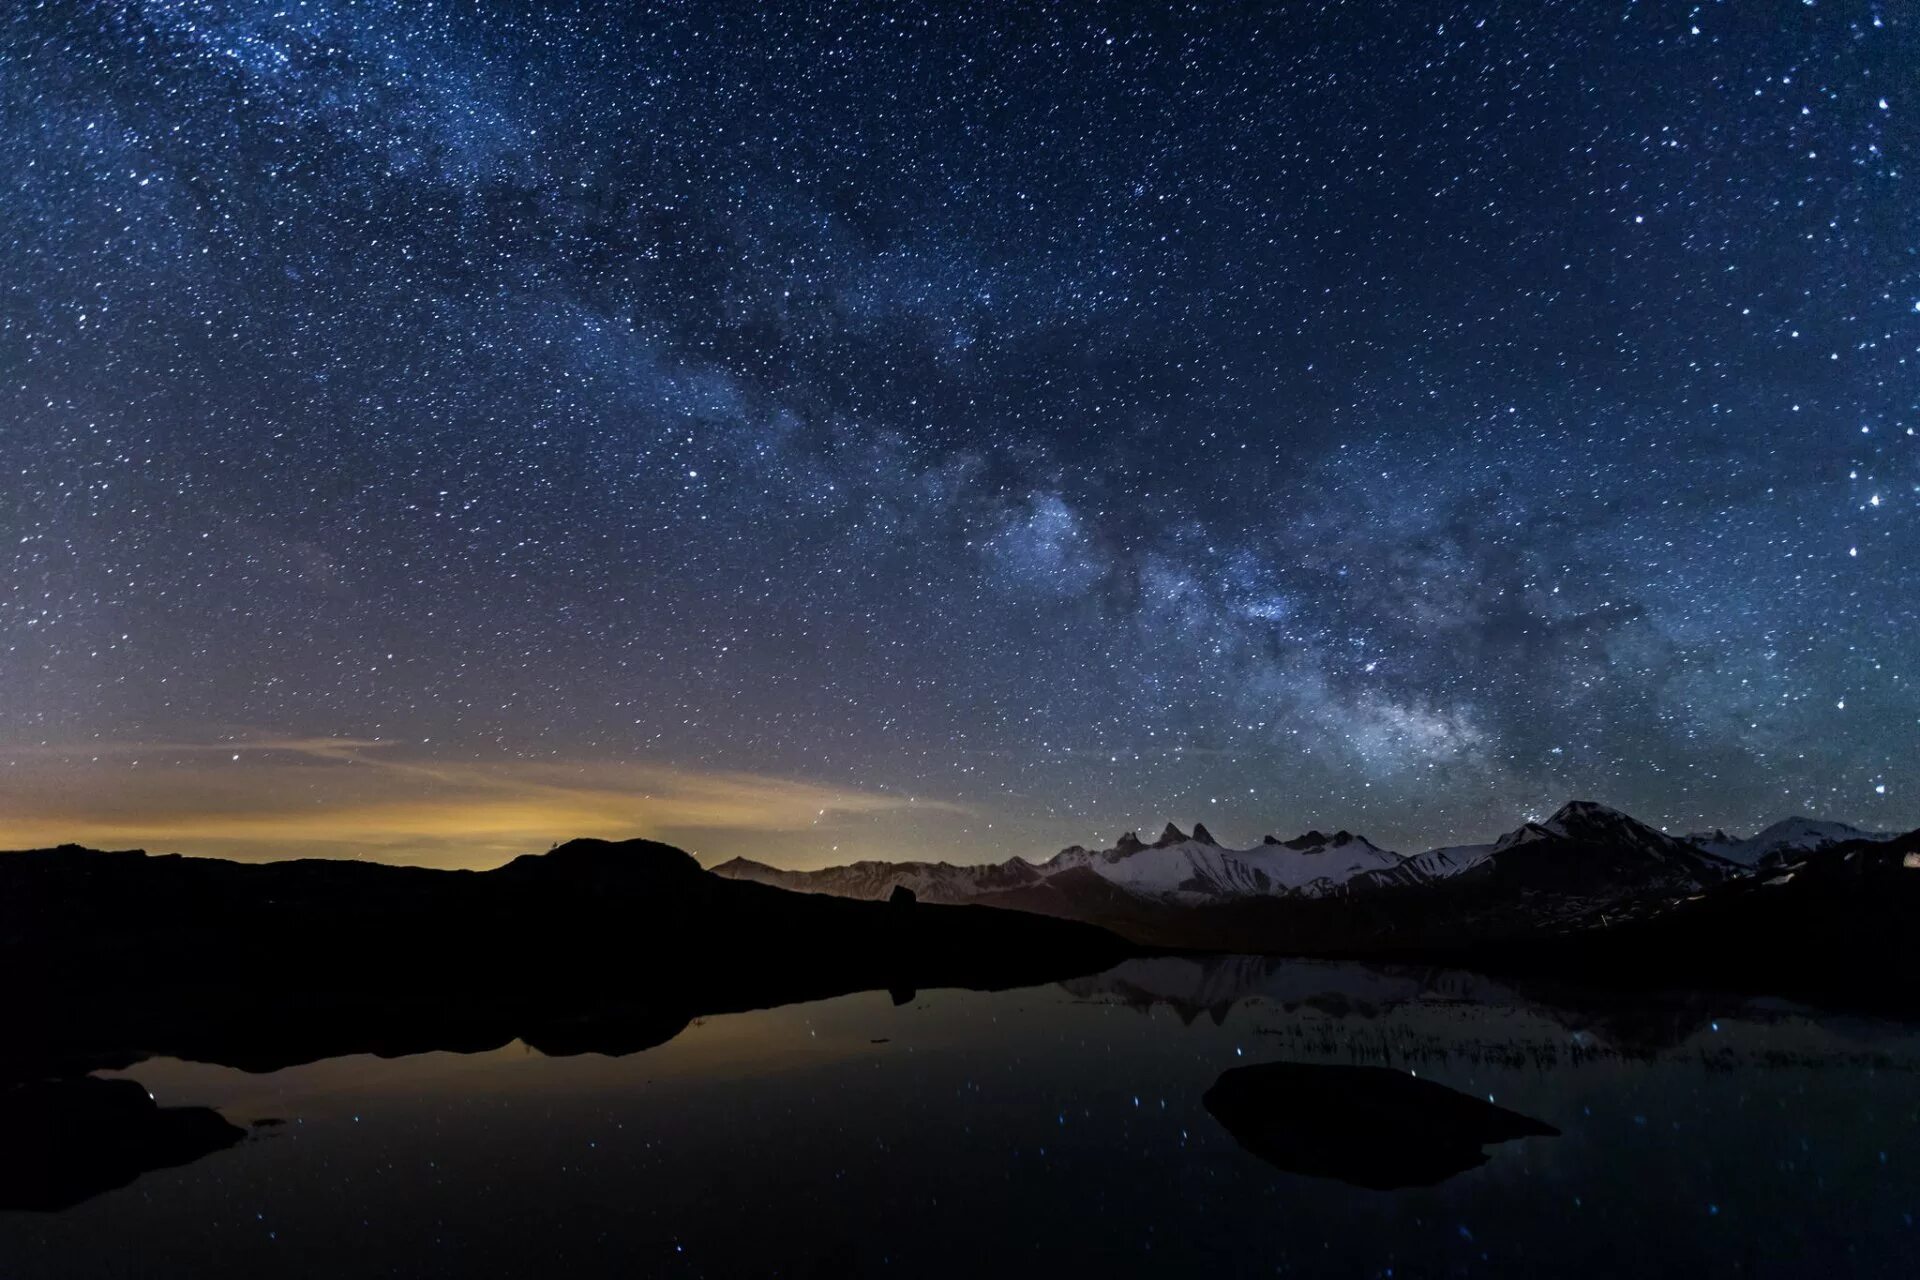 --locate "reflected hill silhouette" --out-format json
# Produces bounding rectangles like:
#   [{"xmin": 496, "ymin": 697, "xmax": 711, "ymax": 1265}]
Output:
[
  {"xmin": 2, "ymin": 838, "xmax": 1138, "ymax": 1081},
  {"xmin": 0, "ymin": 1076, "xmax": 250, "ymax": 1212},
  {"xmin": 1203, "ymin": 1061, "xmax": 1558, "ymax": 1190}
]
